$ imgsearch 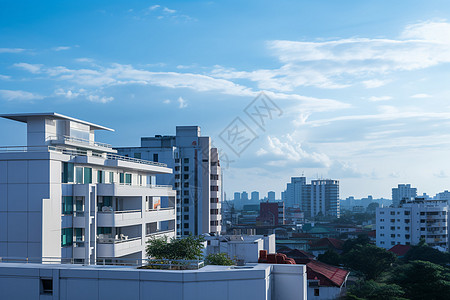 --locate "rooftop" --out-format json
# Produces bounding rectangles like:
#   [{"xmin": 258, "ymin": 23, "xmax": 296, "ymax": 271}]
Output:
[
  {"xmin": 306, "ymin": 260, "xmax": 349, "ymax": 287},
  {"xmin": 0, "ymin": 112, "xmax": 114, "ymax": 131}
]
